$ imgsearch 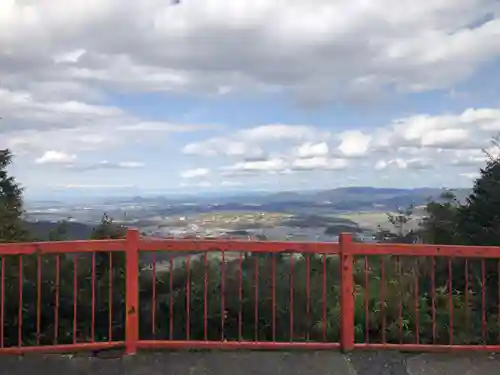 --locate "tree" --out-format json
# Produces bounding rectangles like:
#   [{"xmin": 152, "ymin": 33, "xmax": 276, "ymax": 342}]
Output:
[
  {"xmin": 324, "ymin": 224, "xmax": 361, "ymax": 236},
  {"xmin": 388, "ymin": 205, "xmax": 414, "ymax": 237},
  {"xmin": 419, "ymin": 190, "xmax": 460, "ymax": 245},
  {"xmin": 376, "ymin": 205, "xmax": 418, "ymax": 243},
  {"xmin": 457, "ymin": 157, "xmax": 500, "ymax": 246},
  {"xmin": 91, "ymin": 213, "xmax": 126, "ymax": 240},
  {"xmin": 0, "ymin": 149, "xmax": 26, "ymax": 242},
  {"xmin": 48, "ymin": 220, "xmax": 70, "ymax": 241}
]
